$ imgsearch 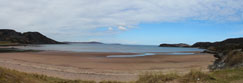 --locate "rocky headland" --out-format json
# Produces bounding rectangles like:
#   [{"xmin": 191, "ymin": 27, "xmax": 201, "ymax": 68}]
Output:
[
  {"xmin": 0, "ymin": 29, "xmax": 61, "ymax": 44},
  {"xmin": 192, "ymin": 37, "xmax": 243, "ymax": 70}
]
